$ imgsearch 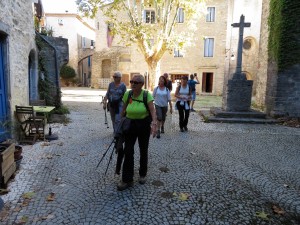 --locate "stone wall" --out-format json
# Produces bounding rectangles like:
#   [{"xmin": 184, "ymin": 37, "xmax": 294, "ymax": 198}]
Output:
[
  {"xmin": 0, "ymin": 0, "xmax": 37, "ymax": 118},
  {"xmin": 264, "ymin": 1, "xmax": 300, "ymax": 117},
  {"xmin": 255, "ymin": 0, "xmax": 270, "ymax": 108},
  {"xmin": 37, "ymin": 35, "xmax": 69, "ymax": 106}
]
